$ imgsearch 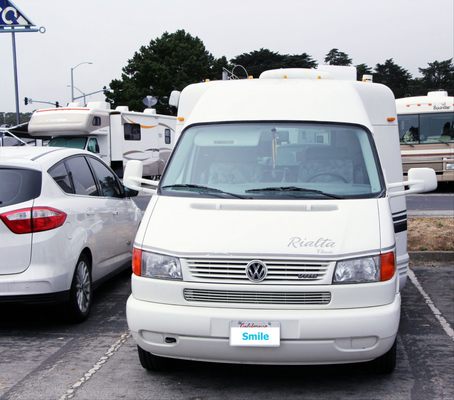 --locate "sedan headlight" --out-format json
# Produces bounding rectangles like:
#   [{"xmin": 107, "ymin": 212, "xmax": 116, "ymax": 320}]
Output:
[
  {"xmin": 333, "ymin": 252, "xmax": 395, "ymax": 284},
  {"xmin": 132, "ymin": 248, "xmax": 182, "ymax": 280}
]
